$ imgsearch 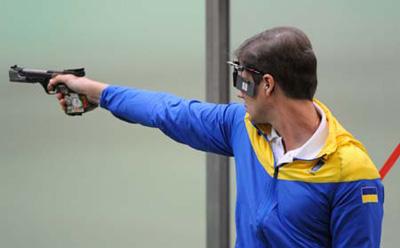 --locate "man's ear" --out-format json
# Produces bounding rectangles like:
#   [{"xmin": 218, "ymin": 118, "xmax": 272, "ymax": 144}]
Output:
[{"xmin": 262, "ymin": 74, "xmax": 275, "ymax": 96}]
